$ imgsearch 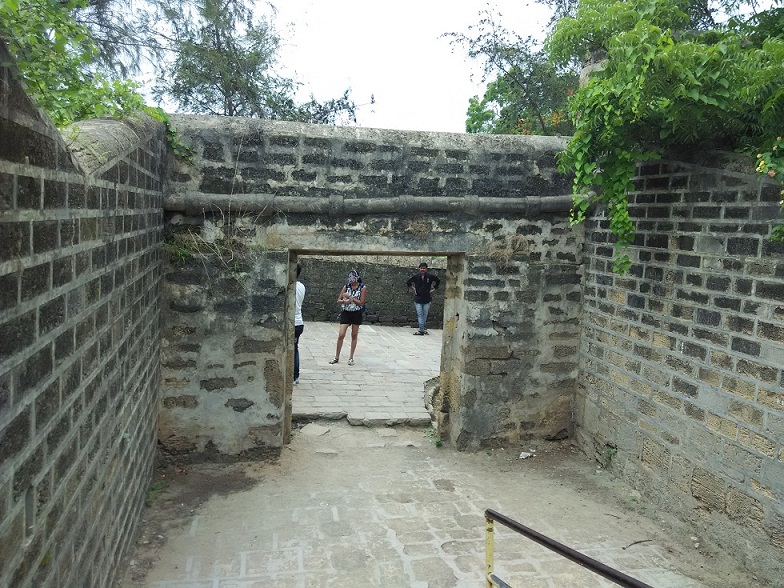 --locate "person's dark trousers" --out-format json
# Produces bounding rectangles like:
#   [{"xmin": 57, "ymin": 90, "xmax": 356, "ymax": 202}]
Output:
[{"xmin": 294, "ymin": 324, "xmax": 304, "ymax": 381}]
